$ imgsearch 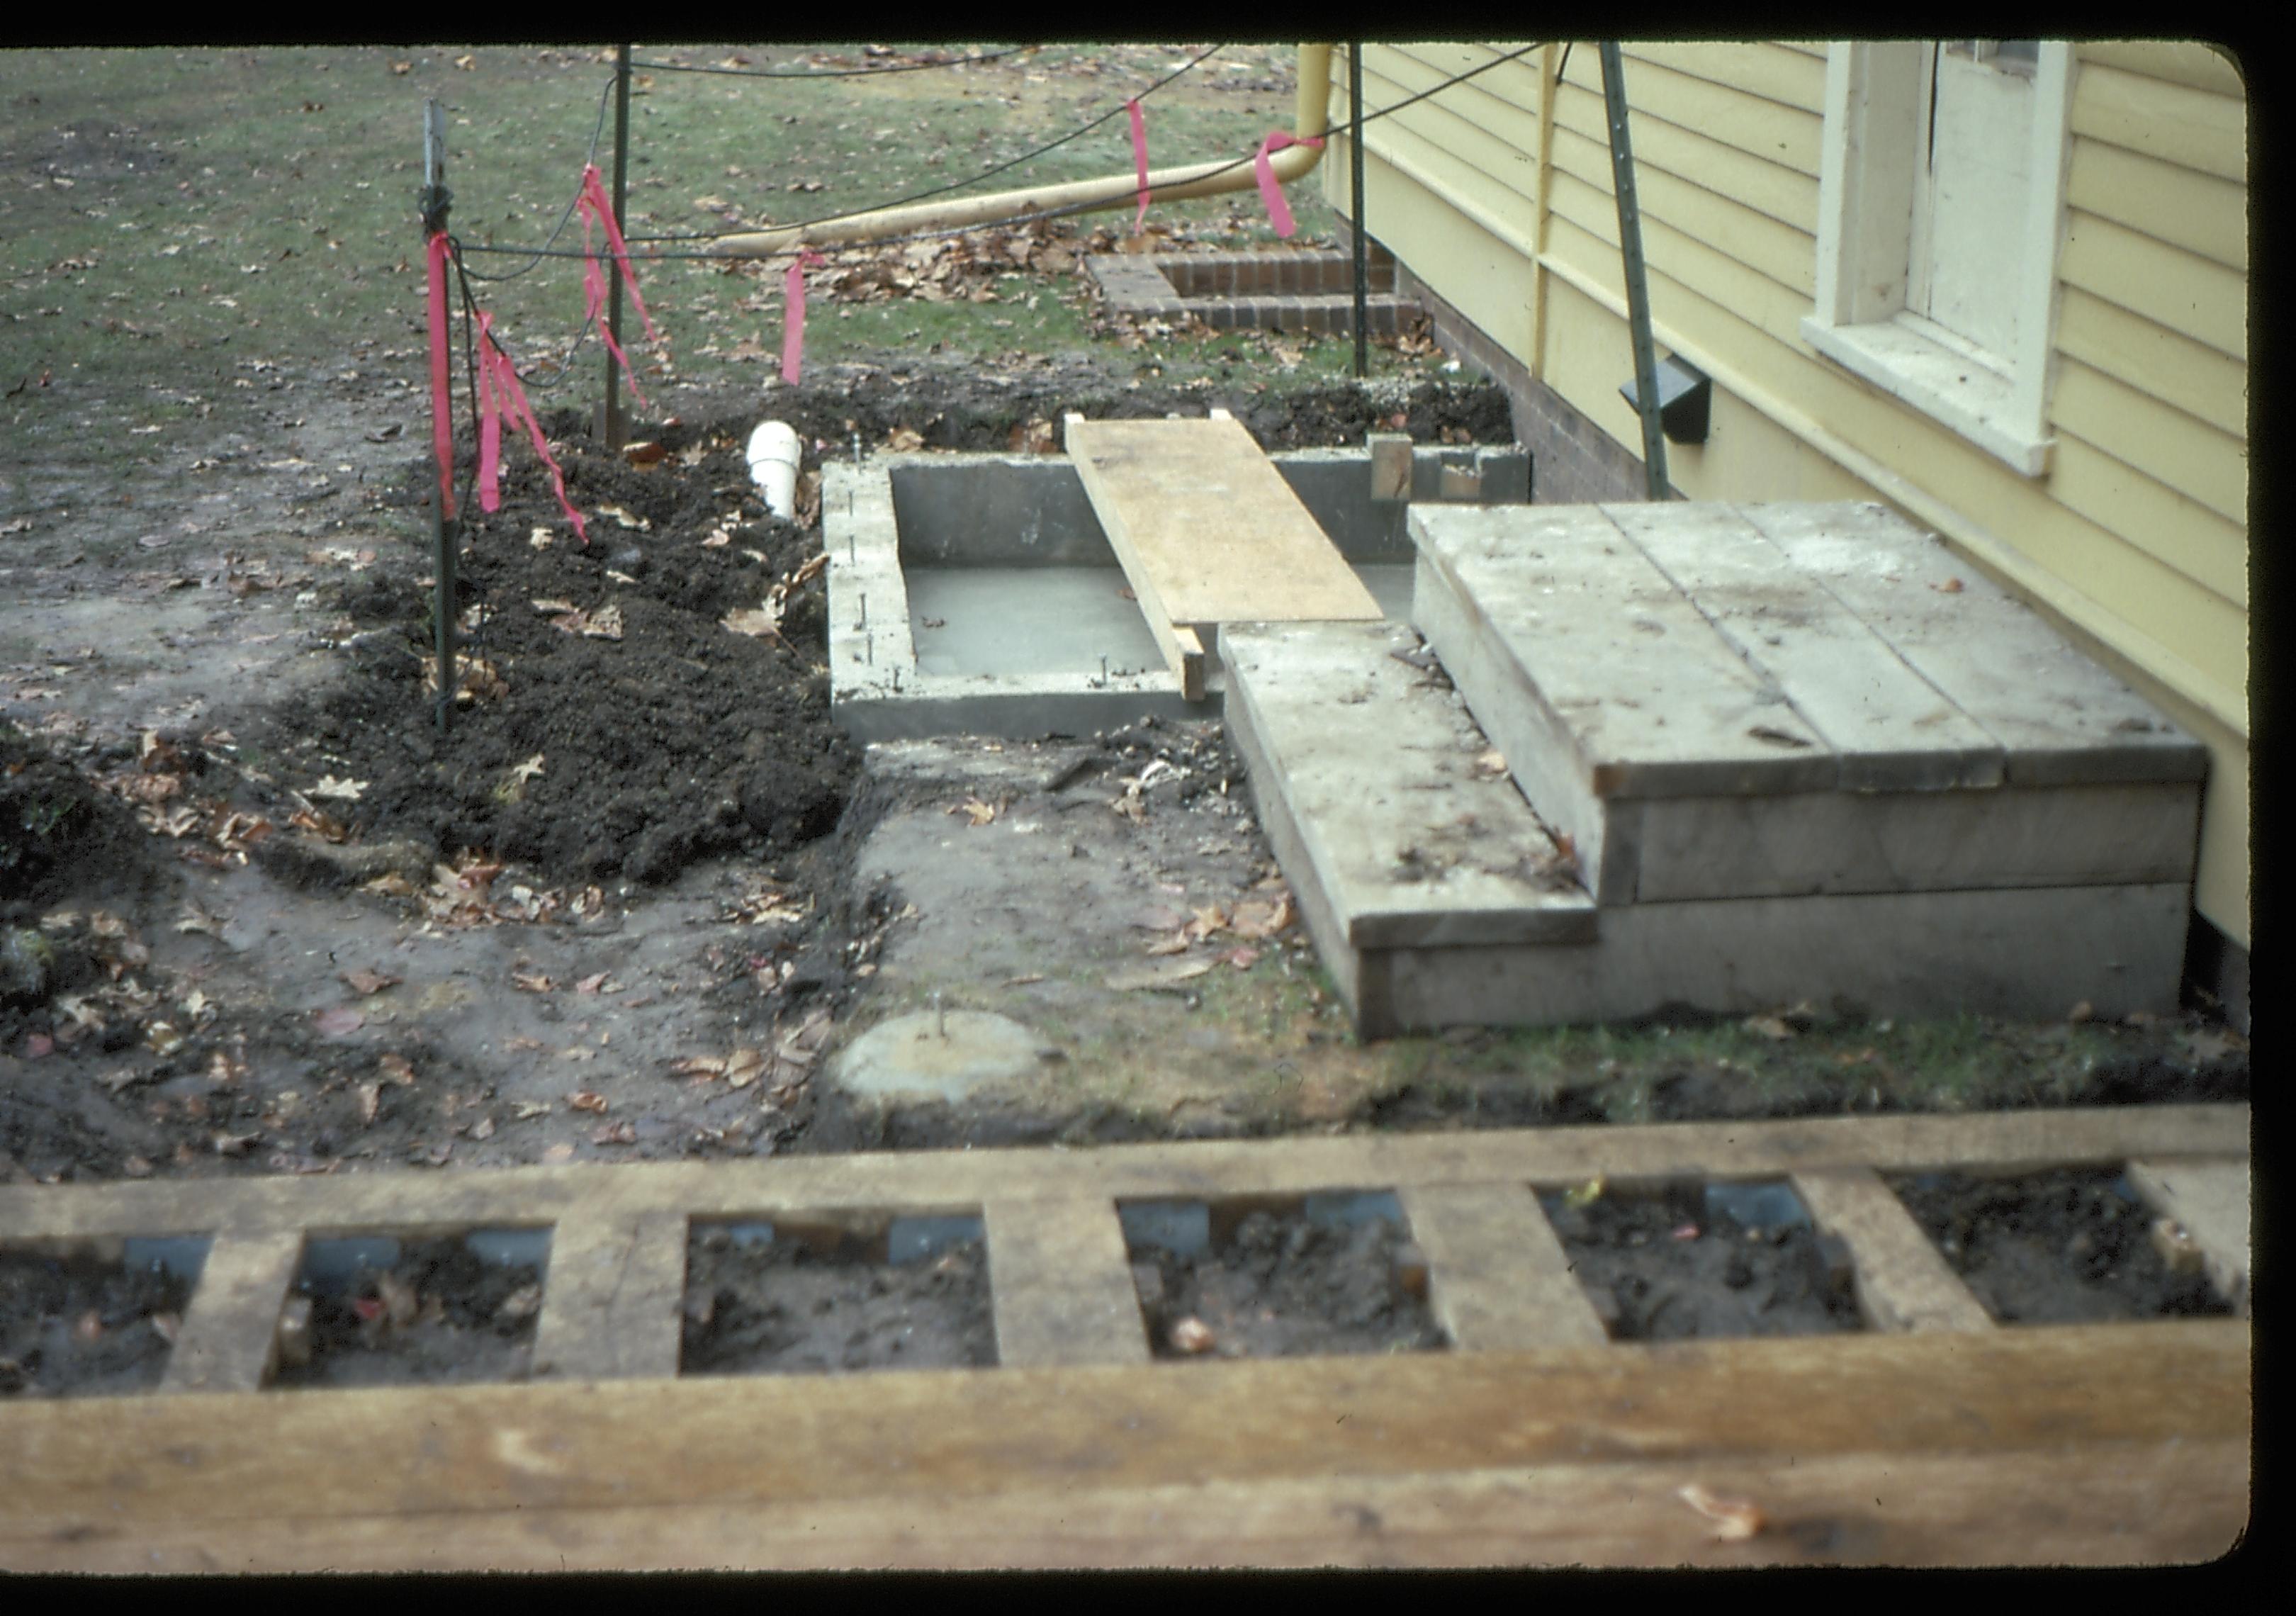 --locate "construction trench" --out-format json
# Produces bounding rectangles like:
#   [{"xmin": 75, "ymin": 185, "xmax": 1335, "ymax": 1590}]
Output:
[{"xmin": 0, "ymin": 398, "xmax": 2249, "ymax": 1569}]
